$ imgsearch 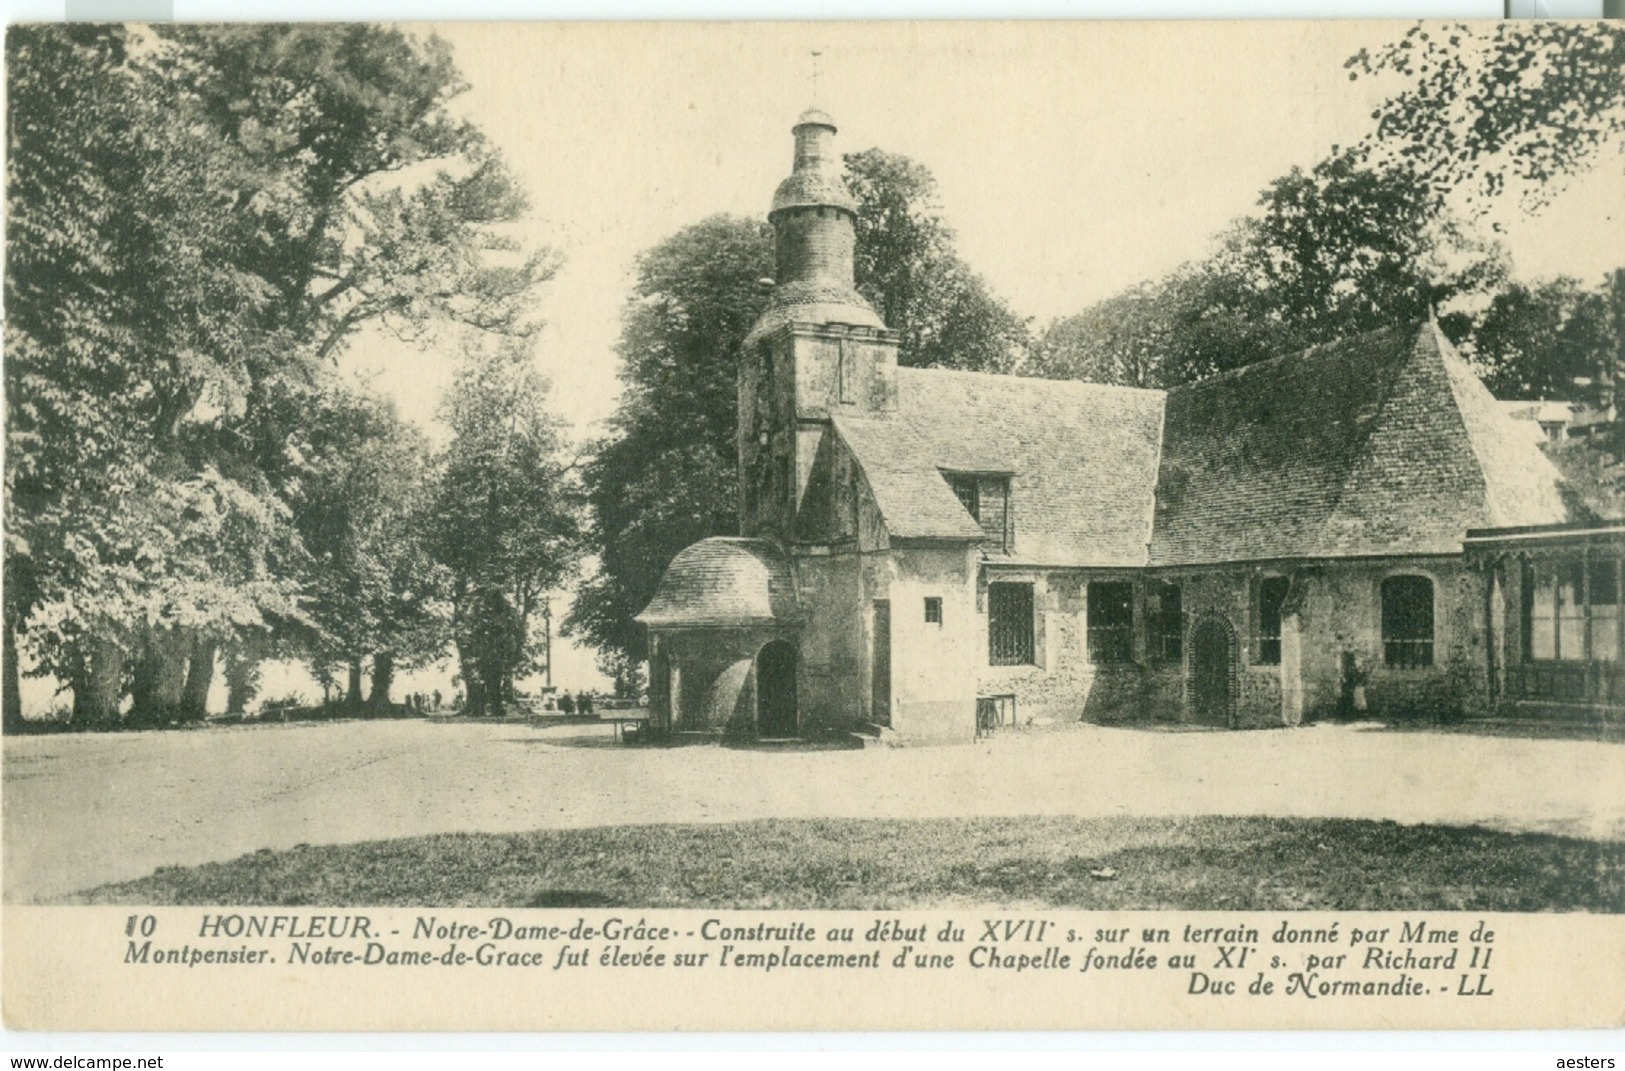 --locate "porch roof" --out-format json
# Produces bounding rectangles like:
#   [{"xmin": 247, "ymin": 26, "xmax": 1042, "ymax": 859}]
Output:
[{"xmin": 635, "ymin": 537, "xmax": 801, "ymax": 630}]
